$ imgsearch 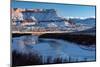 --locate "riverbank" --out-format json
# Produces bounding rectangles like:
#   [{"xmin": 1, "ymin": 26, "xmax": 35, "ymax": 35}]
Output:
[
  {"xmin": 12, "ymin": 32, "xmax": 96, "ymax": 46},
  {"xmin": 39, "ymin": 33, "xmax": 96, "ymax": 46}
]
